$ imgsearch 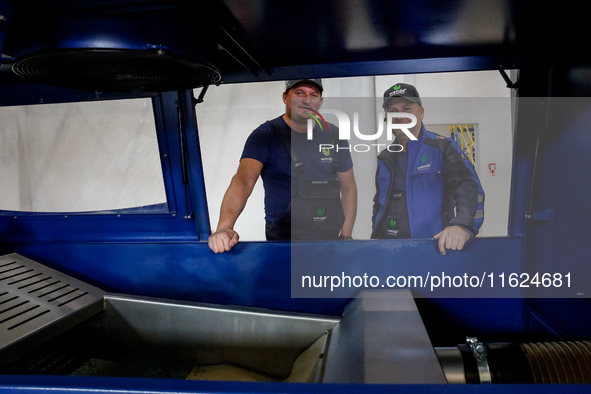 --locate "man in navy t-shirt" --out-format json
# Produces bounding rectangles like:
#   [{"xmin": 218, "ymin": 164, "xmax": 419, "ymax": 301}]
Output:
[{"xmin": 208, "ymin": 79, "xmax": 357, "ymax": 253}]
